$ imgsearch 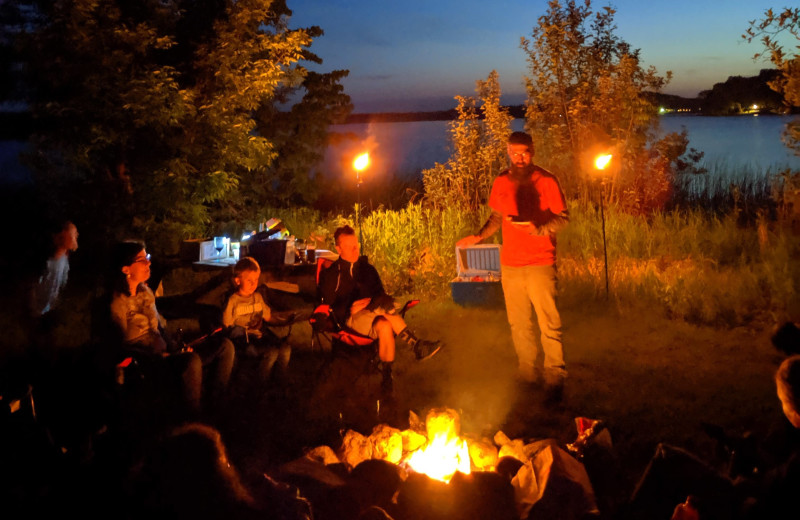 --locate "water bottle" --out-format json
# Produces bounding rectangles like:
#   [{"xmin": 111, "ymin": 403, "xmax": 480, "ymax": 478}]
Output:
[{"xmin": 284, "ymin": 236, "xmax": 296, "ymax": 264}]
